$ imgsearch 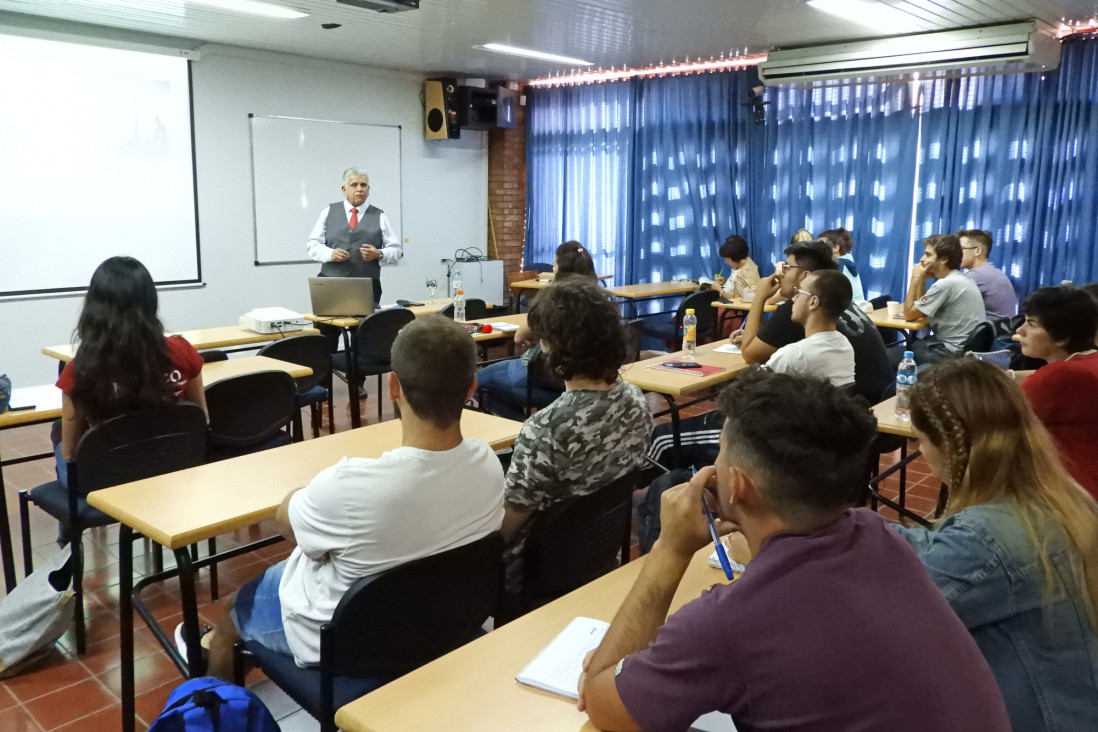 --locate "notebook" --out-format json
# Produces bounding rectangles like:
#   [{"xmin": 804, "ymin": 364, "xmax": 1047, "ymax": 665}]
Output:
[
  {"xmin": 647, "ymin": 363, "xmax": 726, "ymax": 377},
  {"xmin": 308, "ymin": 277, "xmax": 375, "ymax": 317},
  {"xmin": 517, "ymin": 617, "xmax": 737, "ymax": 731}
]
